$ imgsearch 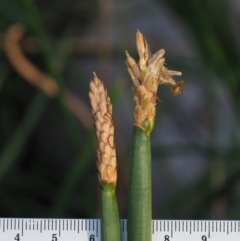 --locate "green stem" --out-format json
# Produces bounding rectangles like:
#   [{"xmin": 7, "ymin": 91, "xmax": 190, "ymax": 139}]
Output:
[
  {"xmin": 127, "ymin": 126, "xmax": 152, "ymax": 241},
  {"xmin": 21, "ymin": 0, "xmax": 82, "ymax": 151},
  {"xmin": 21, "ymin": 0, "xmax": 55, "ymax": 77},
  {"xmin": 49, "ymin": 132, "xmax": 95, "ymax": 217},
  {"xmin": 101, "ymin": 183, "xmax": 121, "ymax": 241},
  {"xmin": 0, "ymin": 92, "xmax": 47, "ymax": 181}
]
